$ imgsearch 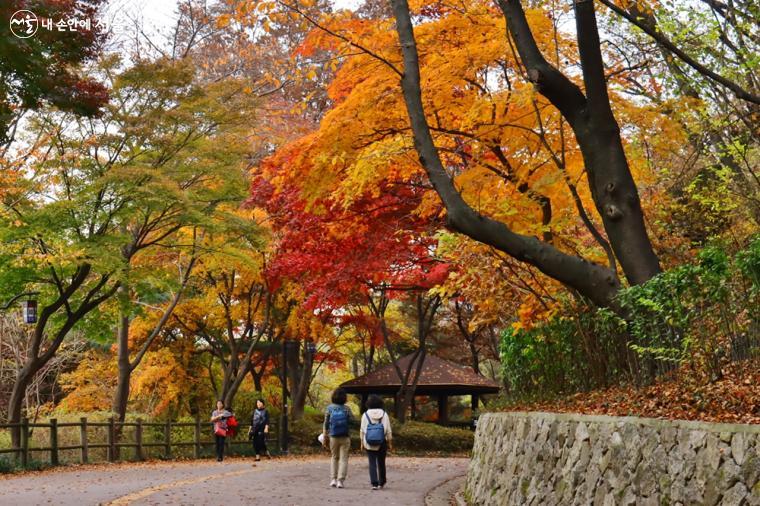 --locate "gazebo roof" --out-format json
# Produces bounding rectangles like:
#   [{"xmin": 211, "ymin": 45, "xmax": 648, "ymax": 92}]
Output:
[{"xmin": 340, "ymin": 353, "xmax": 500, "ymax": 396}]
